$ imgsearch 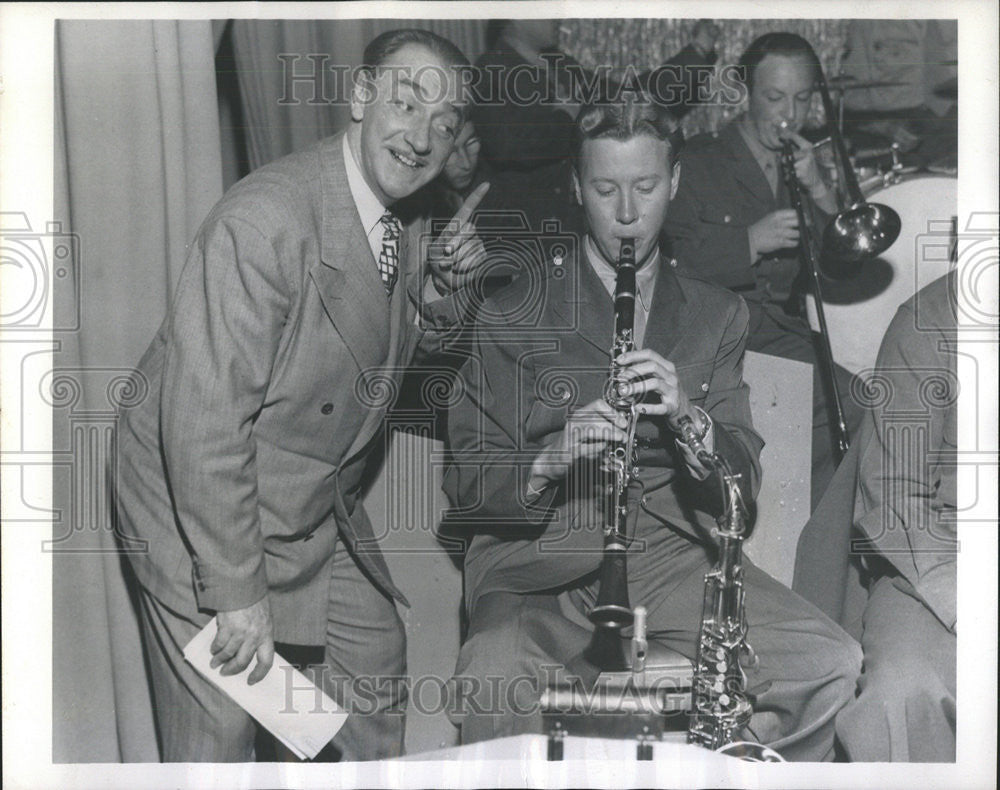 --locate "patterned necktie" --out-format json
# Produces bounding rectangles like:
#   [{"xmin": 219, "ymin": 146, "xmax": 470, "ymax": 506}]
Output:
[{"xmin": 377, "ymin": 212, "xmax": 401, "ymax": 297}]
